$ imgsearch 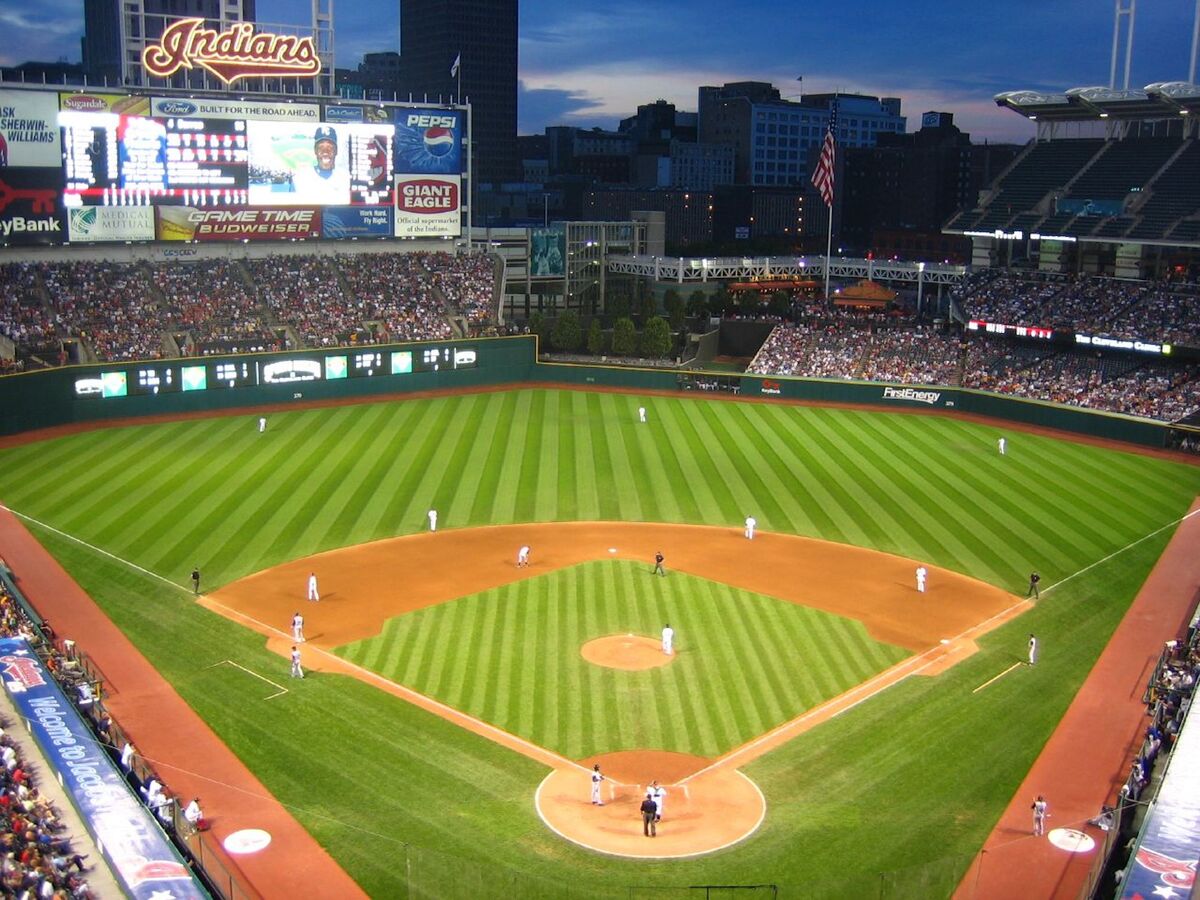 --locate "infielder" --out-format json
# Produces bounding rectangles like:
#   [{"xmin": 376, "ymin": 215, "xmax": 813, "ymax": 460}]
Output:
[
  {"xmin": 653, "ymin": 551, "xmax": 666, "ymax": 577},
  {"xmin": 998, "ymin": 436, "xmax": 1006, "ymax": 455},
  {"xmin": 590, "ymin": 763, "xmax": 605, "ymax": 805},
  {"xmin": 1028, "ymin": 633, "xmax": 1038, "ymax": 665},
  {"xmin": 1032, "ymin": 795, "xmax": 1048, "ymax": 835},
  {"xmin": 290, "ymin": 646, "xmax": 304, "ymax": 679},
  {"xmin": 661, "ymin": 623, "xmax": 674, "ymax": 656},
  {"xmin": 915, "ymin": 566, "xmax": 928, "ymax": 593},
  {"xmin": 307, "ymin": 572, "xmax": 319, "ymax": 602},
  {"xmin": 638, "ymin": 406, "xmax": 646, "ymax": 423},
  {"xmin": 744, "ymin": 515, "xmax": 757, "ymax": 540},
  {"xmin": 291, "ymin": 612, "xmax": 305, "ymax": 643},
  {"xmin": 517, "ymin": 545, "xmax": 531, "ymax": 568},
  {"xmin": 258, "ymin": 417, "xmax": 267, "ymax": 434},
  {"xmin": 428, "ymin": 509, "xmax": 437, "ymax": 532}
]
